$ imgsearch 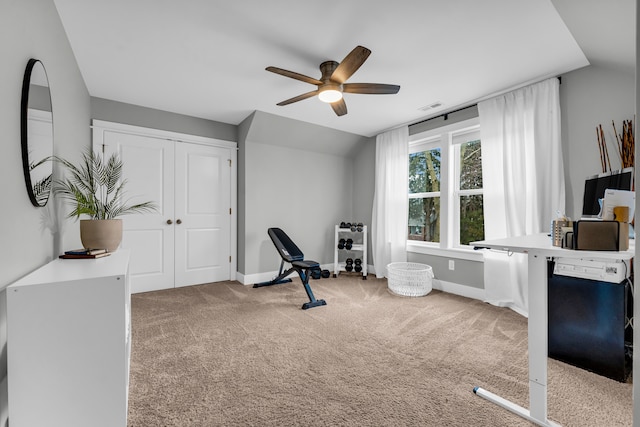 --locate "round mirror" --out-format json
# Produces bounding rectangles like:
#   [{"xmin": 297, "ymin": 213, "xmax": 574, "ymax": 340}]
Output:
[{"xmin": 21, "ymin": 58, "xmax": 53, "ymax": 207}]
